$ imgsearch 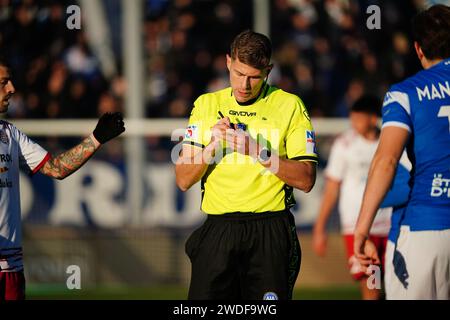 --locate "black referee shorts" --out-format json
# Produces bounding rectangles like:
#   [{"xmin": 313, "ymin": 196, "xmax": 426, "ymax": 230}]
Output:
[{"xmin": 185, "ymin": 210, "xmax": 301, "ymax": 300}]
